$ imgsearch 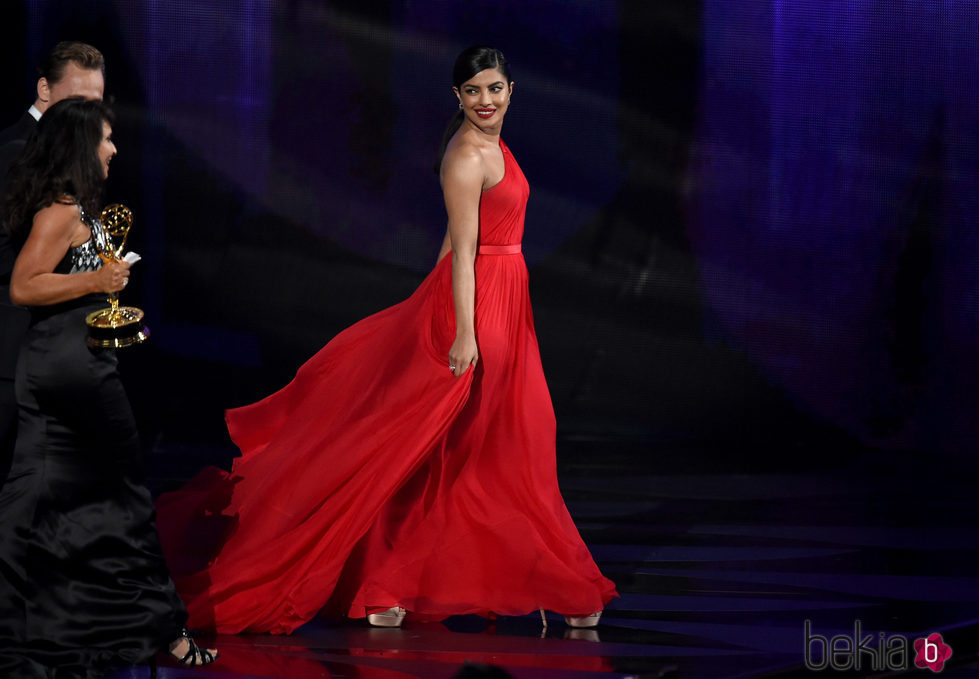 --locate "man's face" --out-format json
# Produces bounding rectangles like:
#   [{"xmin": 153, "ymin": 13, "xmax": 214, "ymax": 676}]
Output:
[{"xmin": 37, "ymin": 61, "xmax": 105, "ymax": 112}]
